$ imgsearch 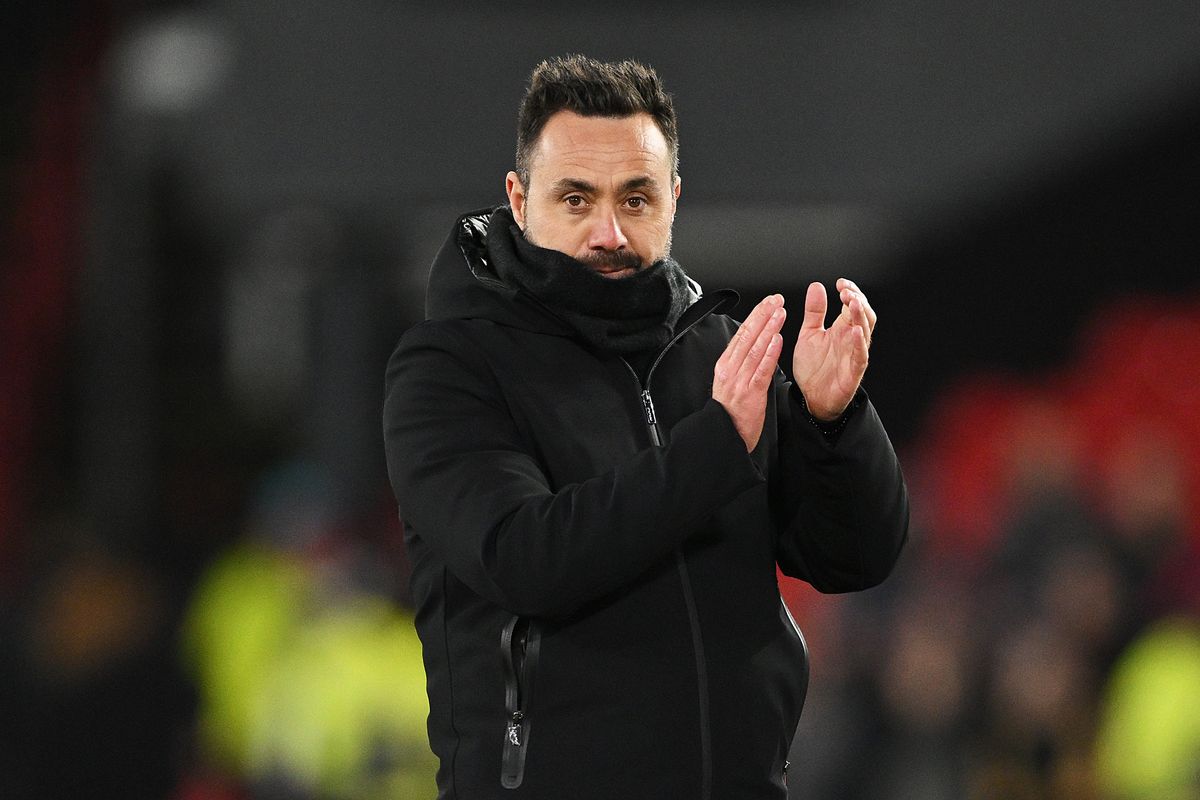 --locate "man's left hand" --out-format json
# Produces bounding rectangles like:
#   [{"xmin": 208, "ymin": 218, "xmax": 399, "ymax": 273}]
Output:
[{"xmin": 792, "ymin": 278, "xmax": 877, "ymax": 421}]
